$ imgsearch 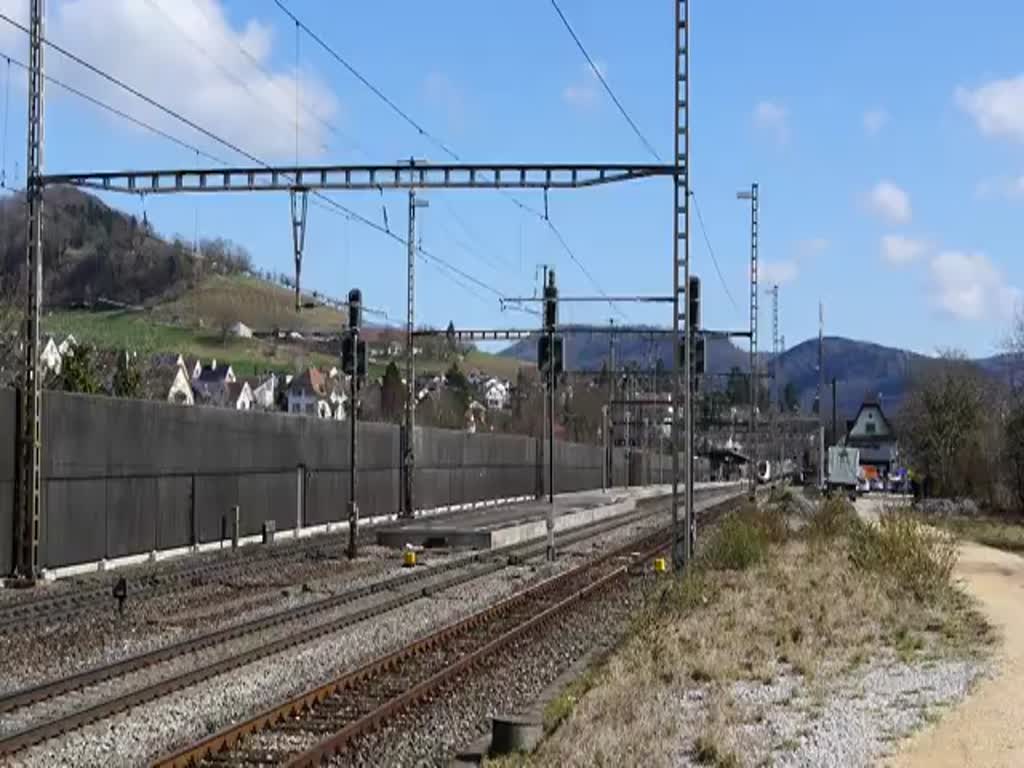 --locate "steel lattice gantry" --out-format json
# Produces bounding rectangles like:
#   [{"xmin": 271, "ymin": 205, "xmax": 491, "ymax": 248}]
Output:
[{"xmin": 40, "ymin": 163, "xmax": 675, "ymax": 194}]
